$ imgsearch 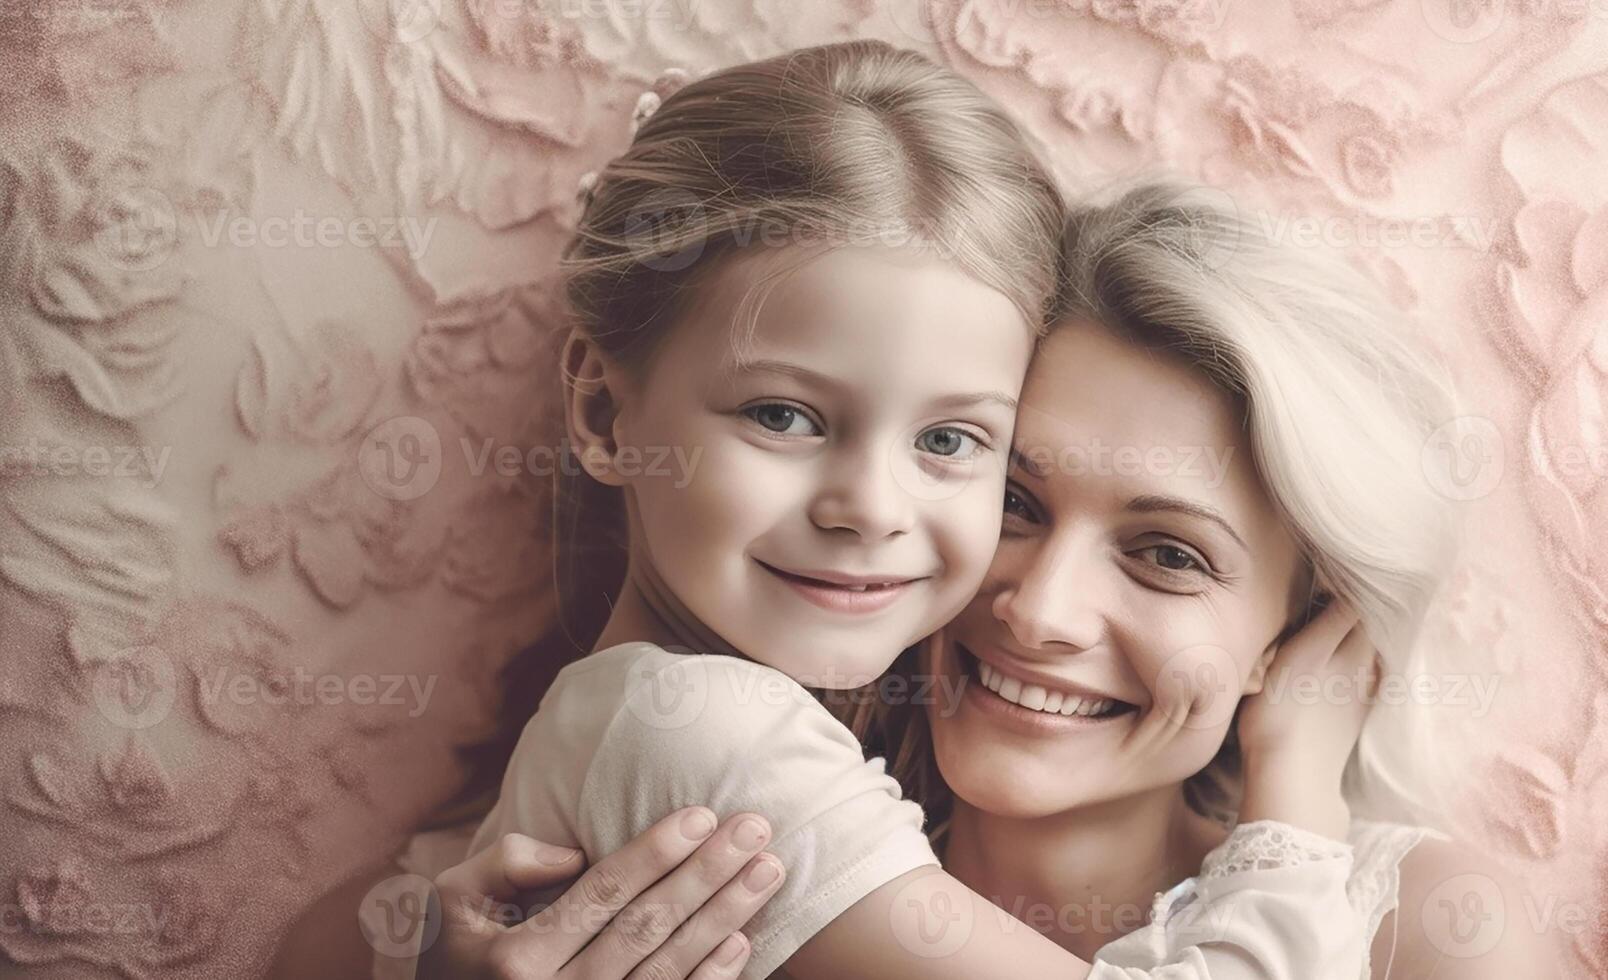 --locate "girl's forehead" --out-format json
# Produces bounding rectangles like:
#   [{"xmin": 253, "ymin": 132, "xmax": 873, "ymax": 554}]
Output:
[{"xmin": 678, "ymin": 245, "xmax": 1029, "ymax": 368}]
